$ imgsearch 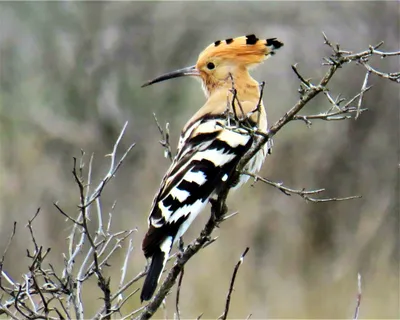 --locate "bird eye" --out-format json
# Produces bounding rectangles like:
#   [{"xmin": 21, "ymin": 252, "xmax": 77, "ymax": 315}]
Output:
[{"xmin": 206, "ymin": 62, "xmax": 215, "ymax": 70}]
